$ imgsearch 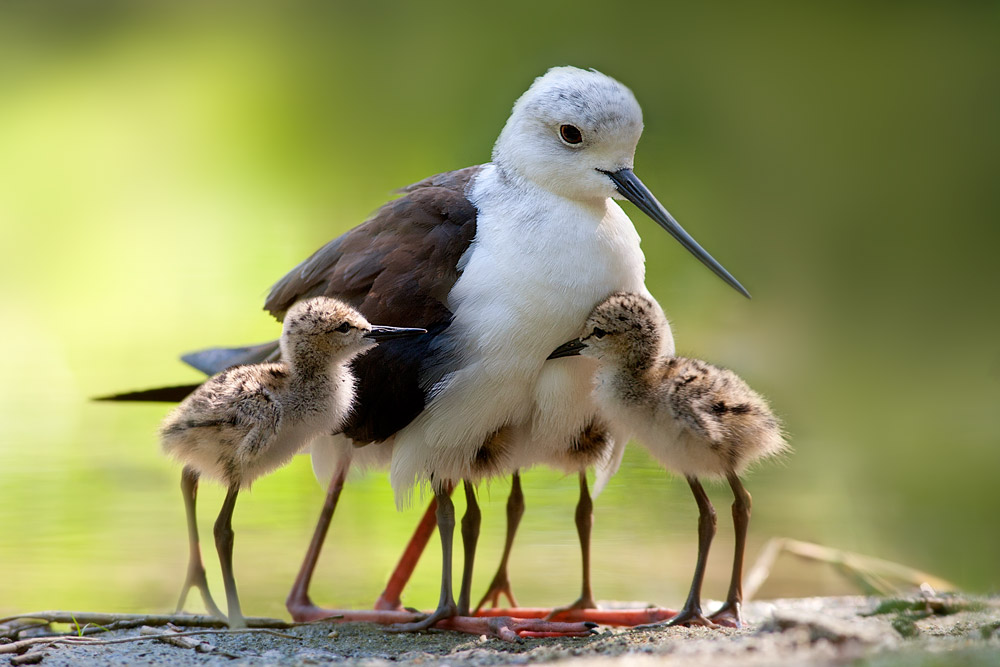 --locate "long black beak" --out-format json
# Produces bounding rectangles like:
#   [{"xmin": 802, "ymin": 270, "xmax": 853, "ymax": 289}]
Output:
[
  {"xmin": 602, "ymin": 168, "xmax": 751, "ymax": 299},
  {"xmin": 548, "ymin": 338, "xmax": 587, "ymax": 360},
  {"xmin": 364, "ymin": 325, "xmax": 427, "ymax": 340}
]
